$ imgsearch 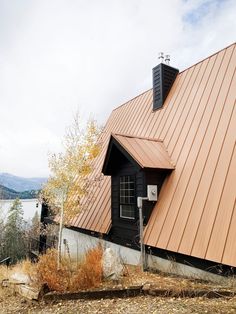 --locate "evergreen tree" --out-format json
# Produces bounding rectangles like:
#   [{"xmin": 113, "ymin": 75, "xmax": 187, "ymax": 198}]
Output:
[
  {"xmin": 31, "ymin": 210, "xmax": 40, "ymax": 237},
  {"xmin": 27, "ymin": 210, "xmax": 40, "ymax": 251},
  {"xmin": 3, "ymin": 198, "xmax": 27, "ymax": 263},
  {"xmin": 0, "ymin": 215, "xmax": 5, "ymax": 260}
]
